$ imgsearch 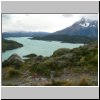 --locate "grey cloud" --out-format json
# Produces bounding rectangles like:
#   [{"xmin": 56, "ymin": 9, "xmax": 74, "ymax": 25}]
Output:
[
  {"xmin": 80, "ymin": 14, "xmax": 98, "ymax": 20},
  {"xmin": 2, "ymin": 14, "xmax": 98, "ymax": 33}
]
